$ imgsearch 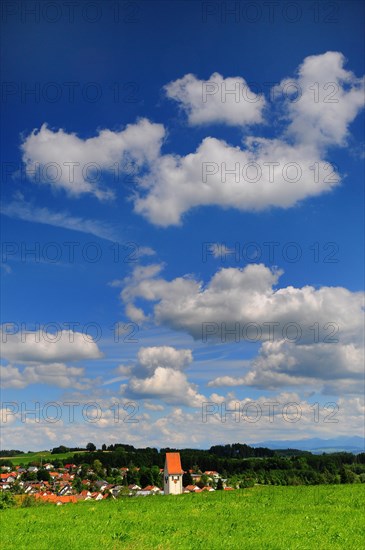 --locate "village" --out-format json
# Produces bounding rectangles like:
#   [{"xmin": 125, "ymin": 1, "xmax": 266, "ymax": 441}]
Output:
[{"xmin": 0, "ymin": 452, "xmax": 234, "ymax": 505}]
